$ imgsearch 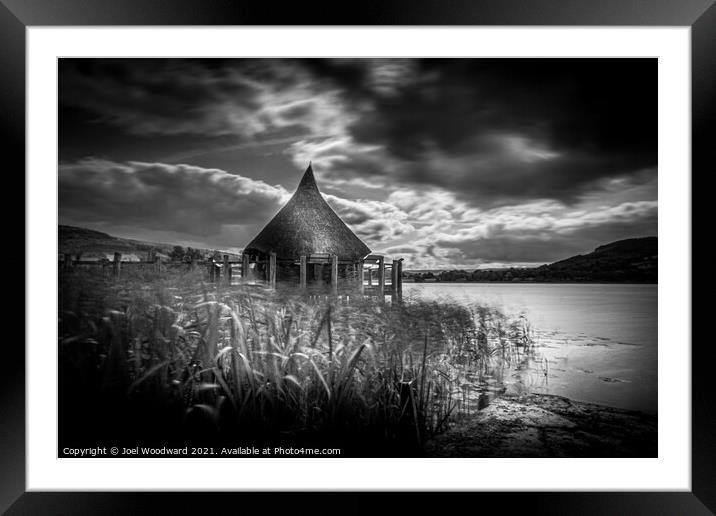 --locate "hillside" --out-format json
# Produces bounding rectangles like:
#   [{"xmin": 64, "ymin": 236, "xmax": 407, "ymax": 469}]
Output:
[
  {"xmin": 58, "ymin": 225, "xmax": 241, "ymax": 260},
  {"xmin": 408, "ymin": 237, "xmax": 657, "ymax": 283},
  {"xmin": 540, "ymin": 237, "xmax": 657, "ymax": 282}
]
